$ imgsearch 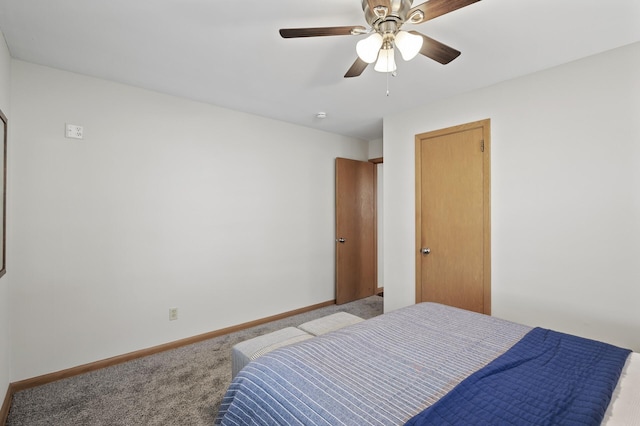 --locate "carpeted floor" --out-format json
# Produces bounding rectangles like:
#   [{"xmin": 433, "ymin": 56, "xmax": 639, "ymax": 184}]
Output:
[{"xmin": 7, "ymin": 295, "xmax": 383, "ymax": 425}]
